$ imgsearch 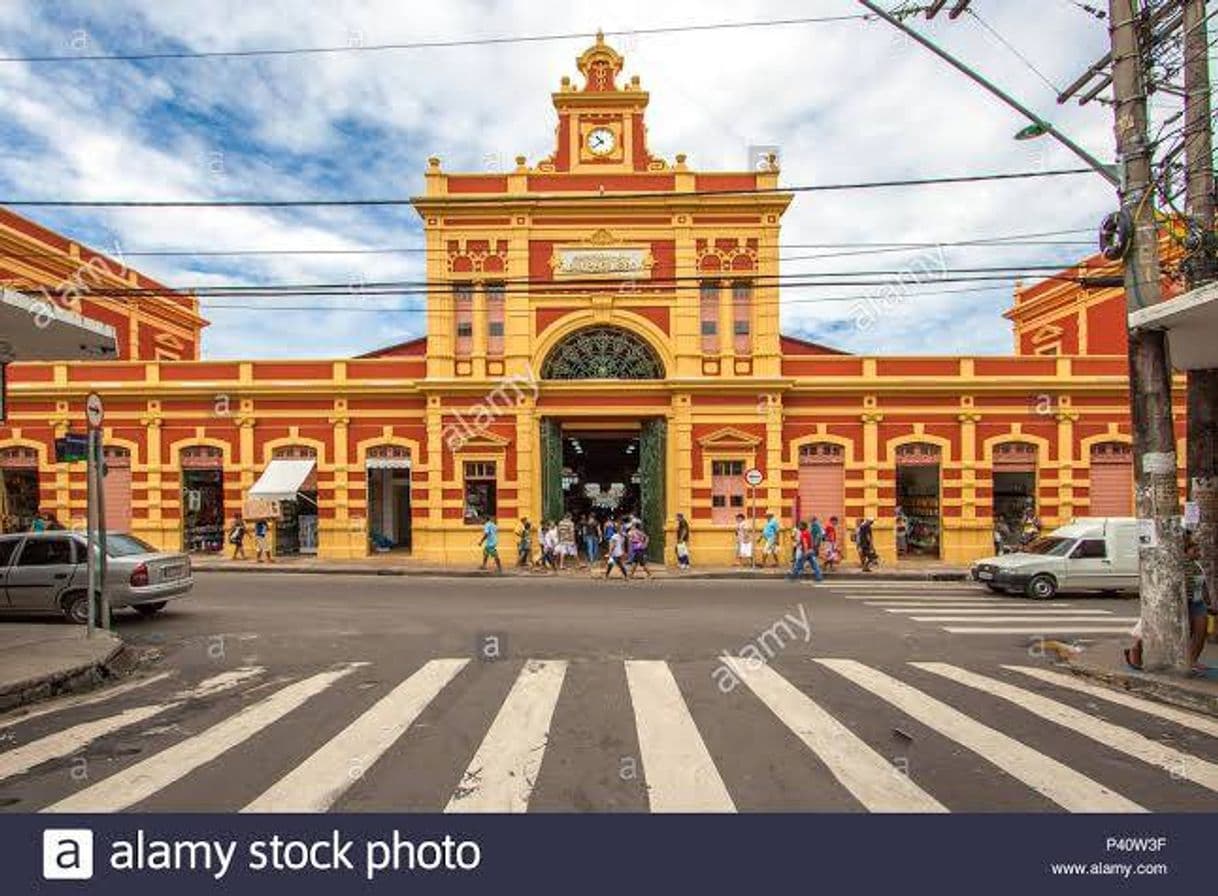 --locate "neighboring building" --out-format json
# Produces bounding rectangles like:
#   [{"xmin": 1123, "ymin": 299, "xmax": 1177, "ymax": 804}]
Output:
[{"xmin": 0, "ymin": 36, "xmax": 1187, "ymax": 564}]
